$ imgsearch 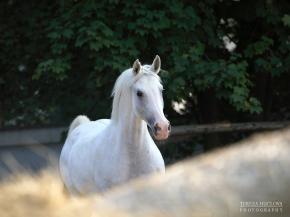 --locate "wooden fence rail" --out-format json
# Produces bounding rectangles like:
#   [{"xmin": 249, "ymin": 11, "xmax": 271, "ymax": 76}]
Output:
[
  {"xmin": 0, "ymin": 122, "xmax": 289, "ymax": 147},
  {"xmin": 171, "ymin": 121, "xmax": 290, "ymax": 136}
]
